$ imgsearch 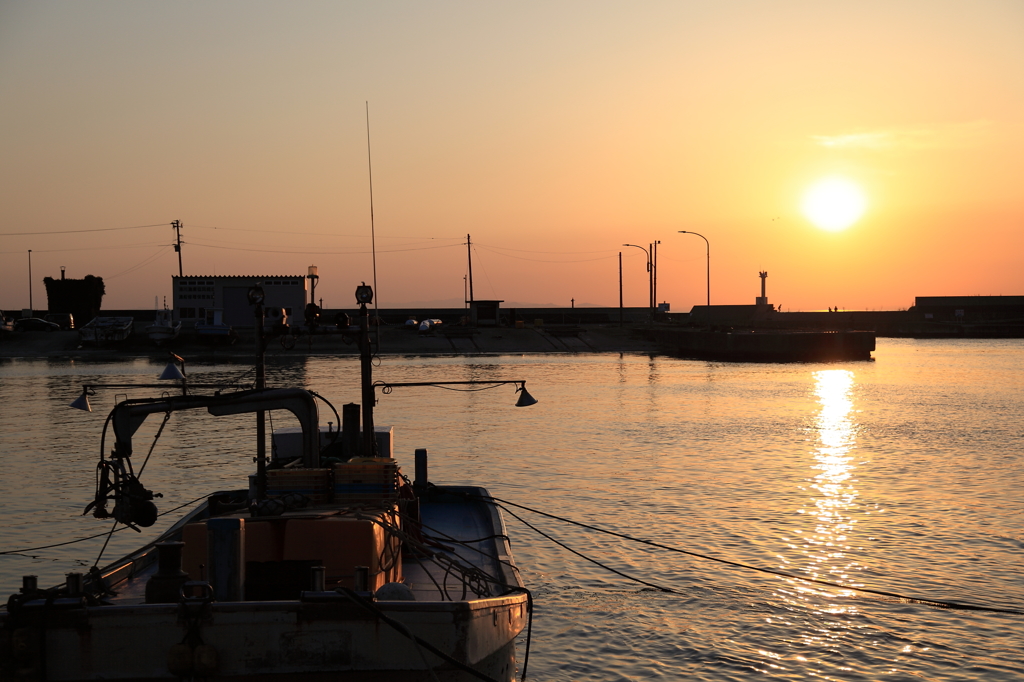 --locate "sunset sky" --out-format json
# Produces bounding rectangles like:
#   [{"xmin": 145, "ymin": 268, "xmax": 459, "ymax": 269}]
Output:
[{"xmin": 2, "ymin": 1, "xmax": 1022, "ymax": 312}]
